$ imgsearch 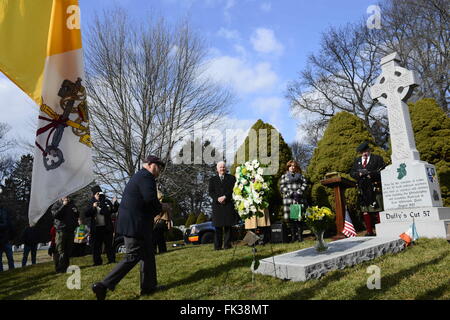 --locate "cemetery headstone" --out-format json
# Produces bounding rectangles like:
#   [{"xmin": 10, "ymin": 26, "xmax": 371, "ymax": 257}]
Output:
[{"xmin": 370, "ymin": 52, "xmax": 450, "ymax": 238}]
